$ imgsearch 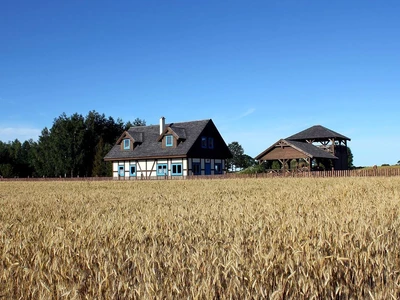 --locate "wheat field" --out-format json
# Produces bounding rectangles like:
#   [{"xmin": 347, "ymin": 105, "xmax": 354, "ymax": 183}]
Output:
[{"xmin": 1, "ymin": 178, "xmax": 399, "ymax": 299}]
